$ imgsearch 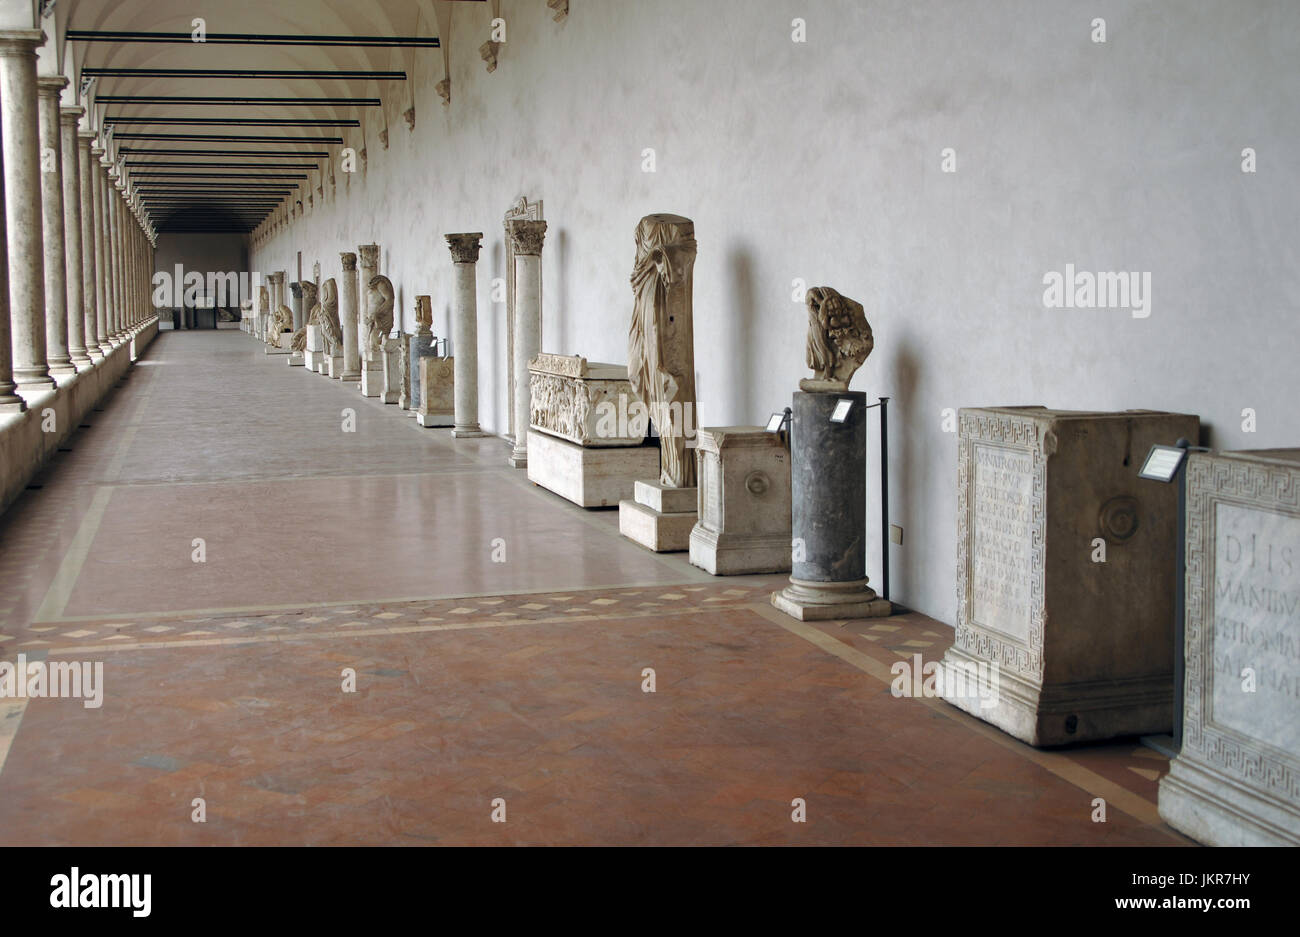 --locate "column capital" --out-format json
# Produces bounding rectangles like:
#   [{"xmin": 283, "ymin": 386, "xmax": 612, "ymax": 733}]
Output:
[
  {"xmin": 60, "ymin": 105, "xmax": 85, "ymax": 122},
  {"xmin": 0, "ymin": 29, "xmax": 45, "ymax": 54},
  {"xmin": 288, "ymin": 281, "xmax": 303, "ymax": 299},
  {"xmin": 446, "ymin": 232, "xmax": 484, "ymax": 264},
  {"xmin": 36, "ymin": 74, "xmax": 68, "ymax": 96},
  {"xmin": 340, "ymin": 251, "xmax": 357, "ymax": 271},
  {"xmin": 358, "ymin": 243, "xmax": 379, "ymax": 267},
  {"xmin": 506, "ymin": 219, "xmax": 547, "ymax": 256}
]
